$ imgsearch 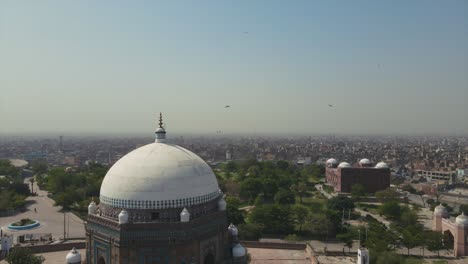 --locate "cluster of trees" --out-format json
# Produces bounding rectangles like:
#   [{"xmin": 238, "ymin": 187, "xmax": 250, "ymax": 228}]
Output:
[
  {"xmin": 37, "ymin": 163, "xmax": 108, "ymax": 212},
  {"xmin": 5, "ymin": 247, "xmax": 44, "ymax": 264},
  {"xmin": 219, "ymin": 160, "xmax": 334, "ymax": 240},
  {"xmin": 219, "ymin": 159, "xmax": 323, "ymax": 204},
  {"xmin": 0, "ymin": 160, "xmax": 30, "ymax": 211}
]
